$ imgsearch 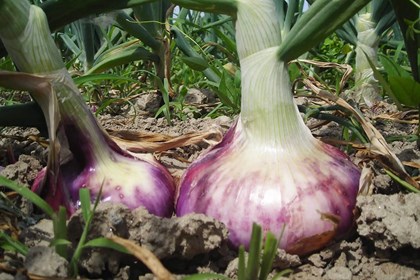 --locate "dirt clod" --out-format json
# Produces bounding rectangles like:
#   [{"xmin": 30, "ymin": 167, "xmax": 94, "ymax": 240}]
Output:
[
  {"xmin": 24, "ymin": 246, "xmax": 69, "ymax": 277},
  {"xmin": 324, "ymin": 266, "xmax": 353, "ymax": 280},
  {"xmin": 0, "ymin": 154, "xmax": 42, "ymax": 186},
  {"xmin": 66, "ymin": 203, "xmax": 229, "ymax": 275},
  {"xmin": 356, "ymin": 193, "xmax": 420, "ymax": 250}
]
